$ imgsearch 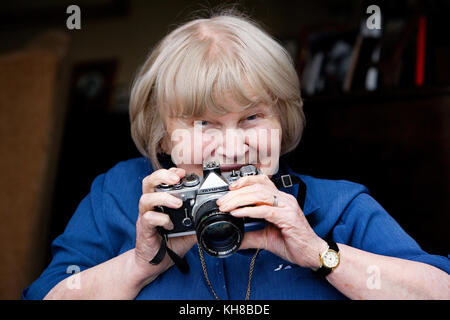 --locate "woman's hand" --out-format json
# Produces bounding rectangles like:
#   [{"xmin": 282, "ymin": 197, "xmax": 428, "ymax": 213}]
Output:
[
  {"xmin": 135, "ymin": 167, "xmax": 197, "ymax": 273},
  {"xmin": 216, "ymin": 175, "xmax": 327, "ymax": 269},
  {"xmin": 45, "ymin": 167, "xmax": 198, "ymax": 299}
]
